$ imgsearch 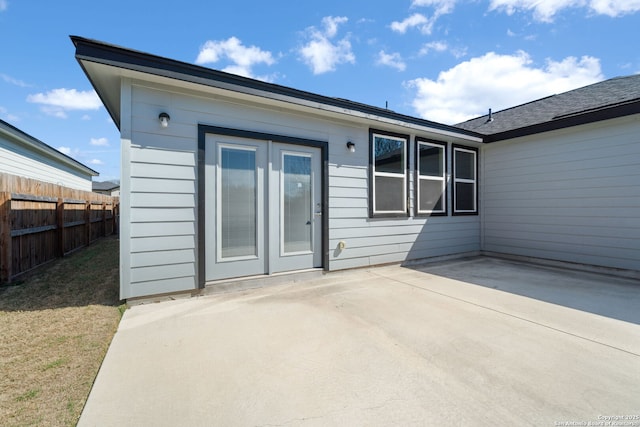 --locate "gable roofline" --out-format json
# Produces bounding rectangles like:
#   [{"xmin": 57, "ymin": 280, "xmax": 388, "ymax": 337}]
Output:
[
  {"xmin": 455, "ymin": 74, "xmax": 640, "ymax": 141},
  {"xmin": 70, "ymin": 36, "xmax": 483, "ymax": 142},
  {"xmin": 0, "ymin": 118, "xmax": 99, "ymax": 176},
  {"xmin": 484, "ymin": 98, "xmax": 640, "ymax": 142}
]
